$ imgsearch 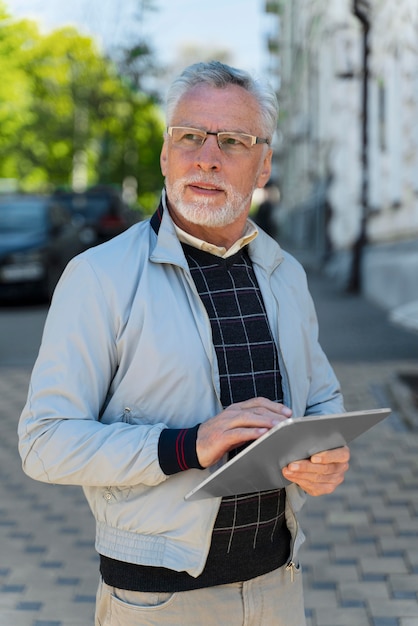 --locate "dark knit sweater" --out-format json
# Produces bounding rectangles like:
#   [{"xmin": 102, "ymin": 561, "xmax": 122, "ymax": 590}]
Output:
[{"xmin": 100, "ymin": 214, "xmax": 290, "ymax": 591}]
